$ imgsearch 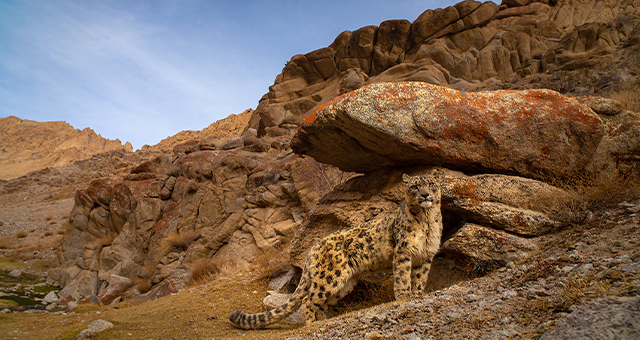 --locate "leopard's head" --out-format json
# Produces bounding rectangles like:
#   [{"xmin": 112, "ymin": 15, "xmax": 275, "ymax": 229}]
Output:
[{"xmin": 402, "ymin": 173, "xmax": 441, "ymax": 209}]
